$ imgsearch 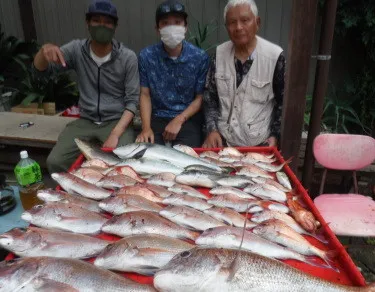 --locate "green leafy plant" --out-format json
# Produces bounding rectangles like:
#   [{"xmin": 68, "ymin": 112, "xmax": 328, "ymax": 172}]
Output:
[{"xmin": 188, "ymin": 20, "xmax": 219, "ymax": 52}]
